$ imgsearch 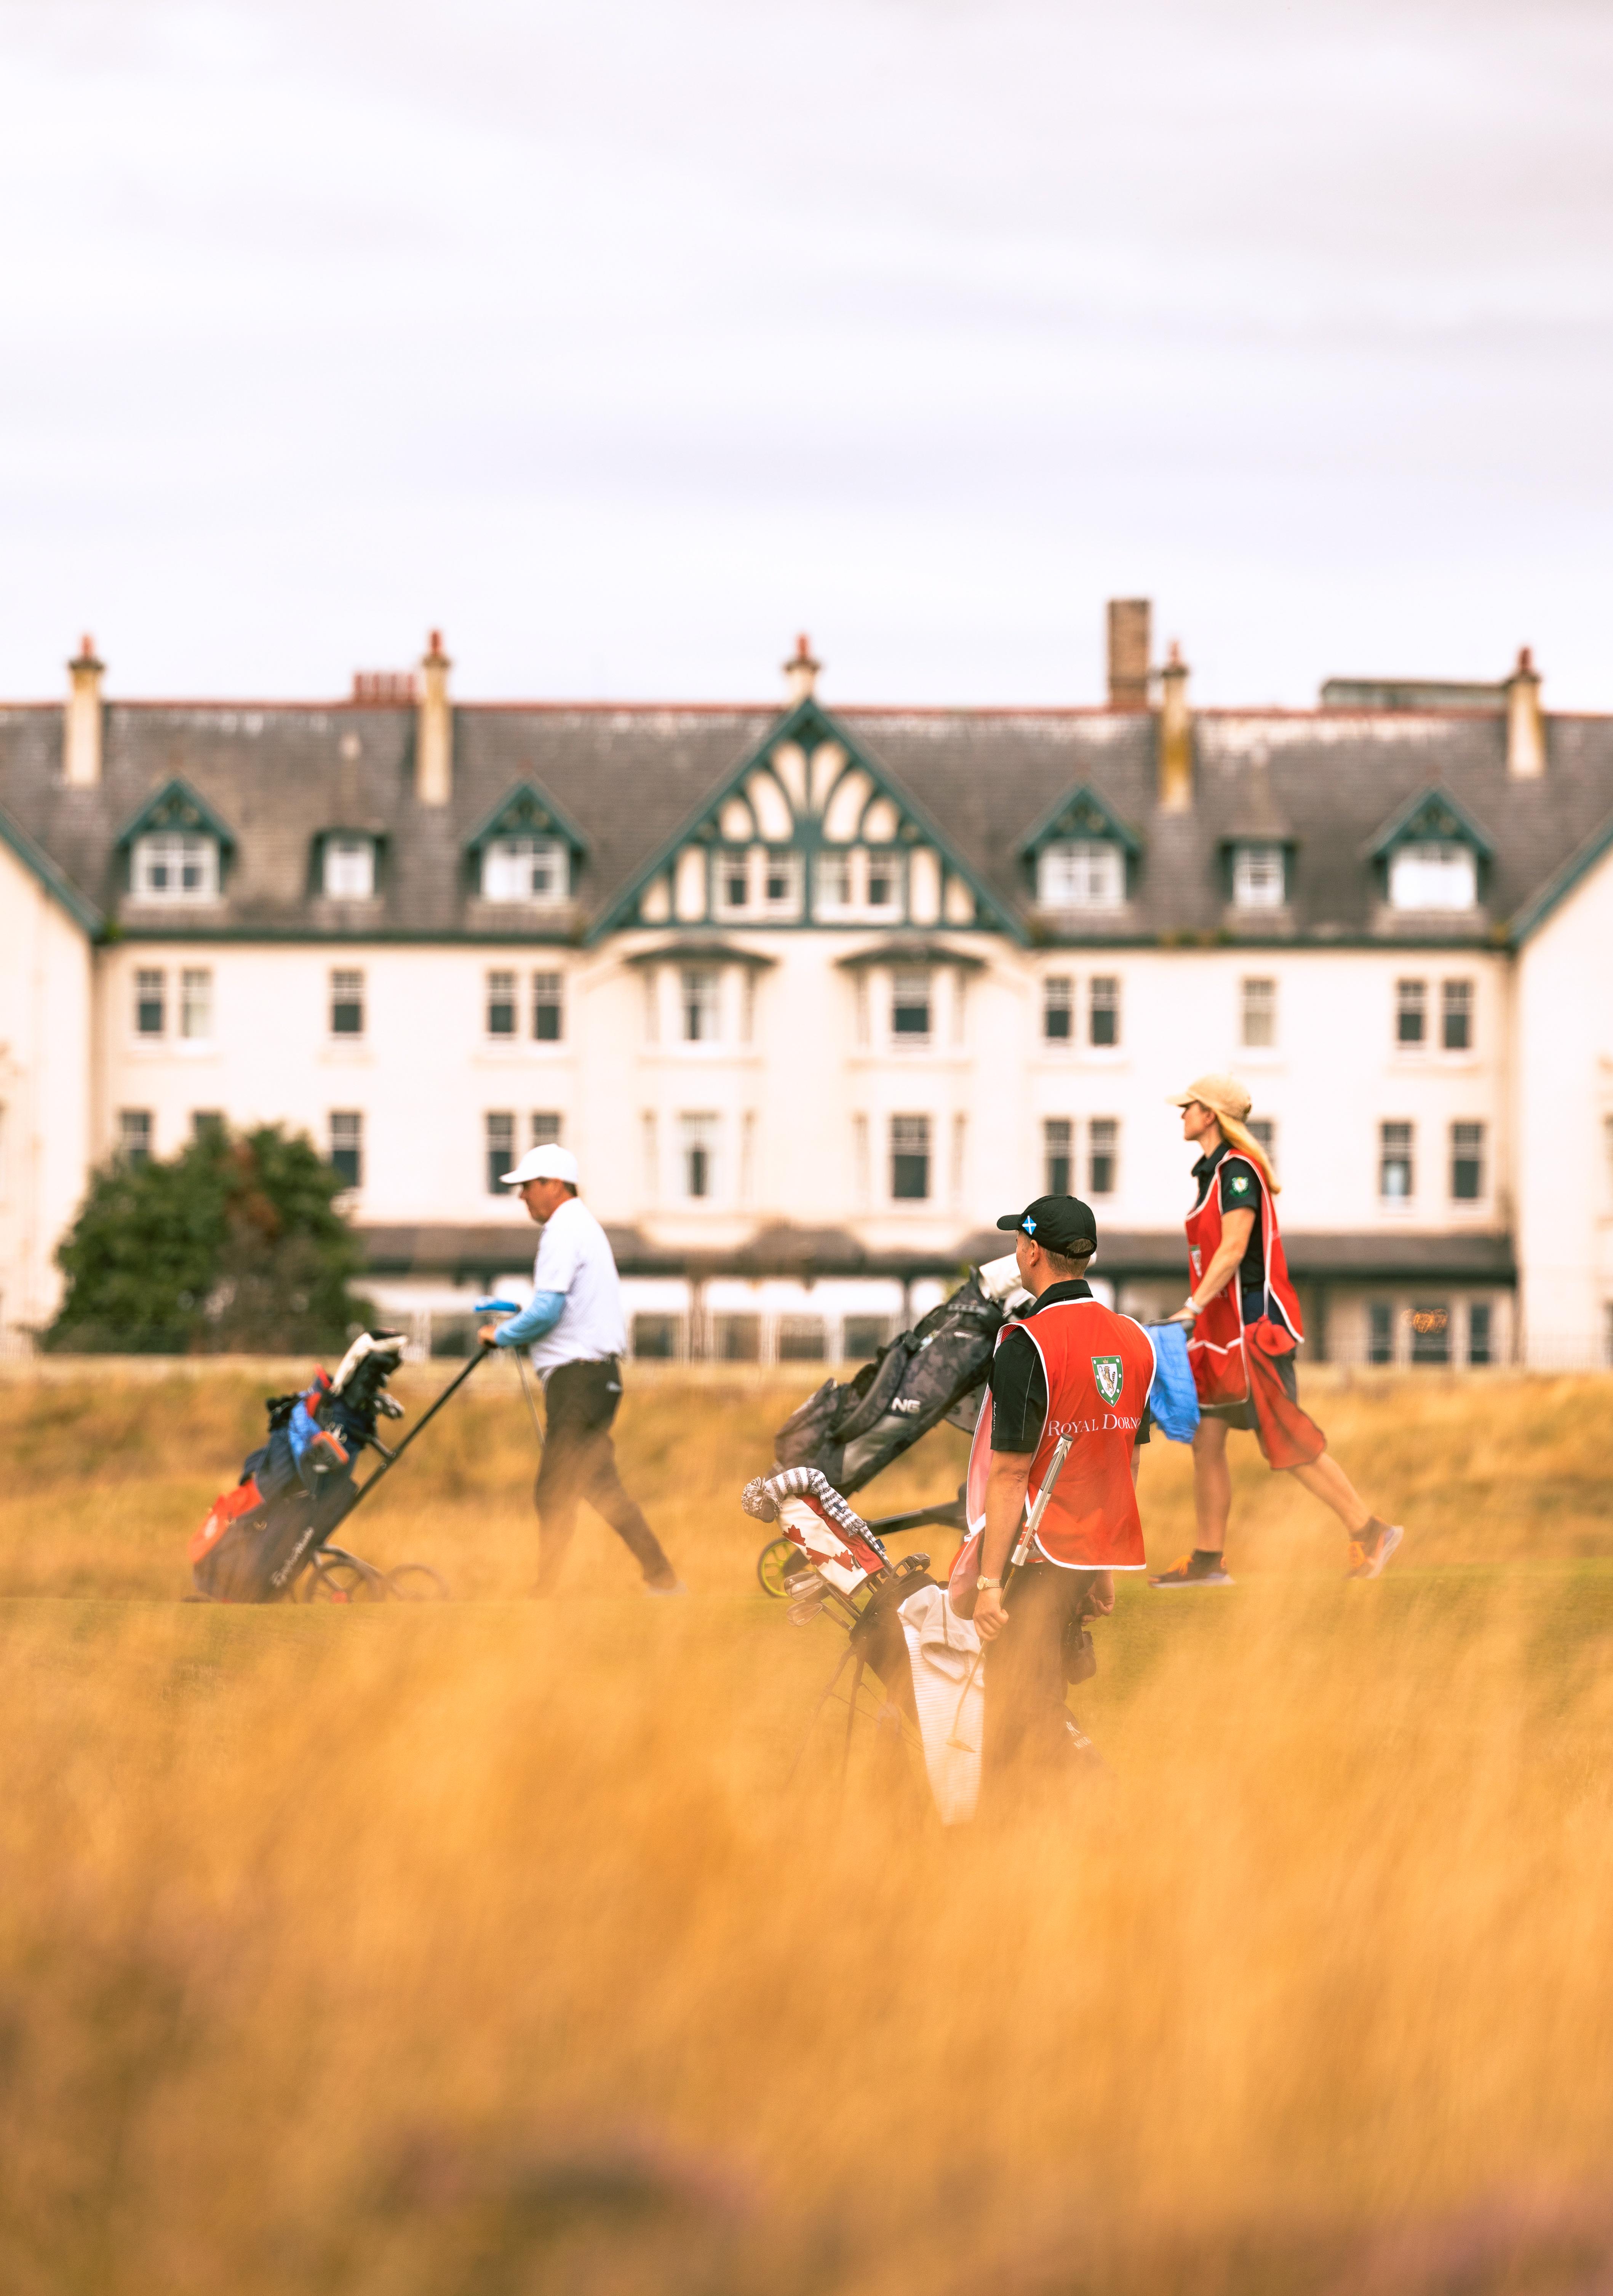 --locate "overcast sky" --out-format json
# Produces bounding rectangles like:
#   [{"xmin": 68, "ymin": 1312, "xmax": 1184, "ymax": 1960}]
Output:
[{"xmin": 3, "ymin": 0, "xmax": 1610, "ymax": 708}]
